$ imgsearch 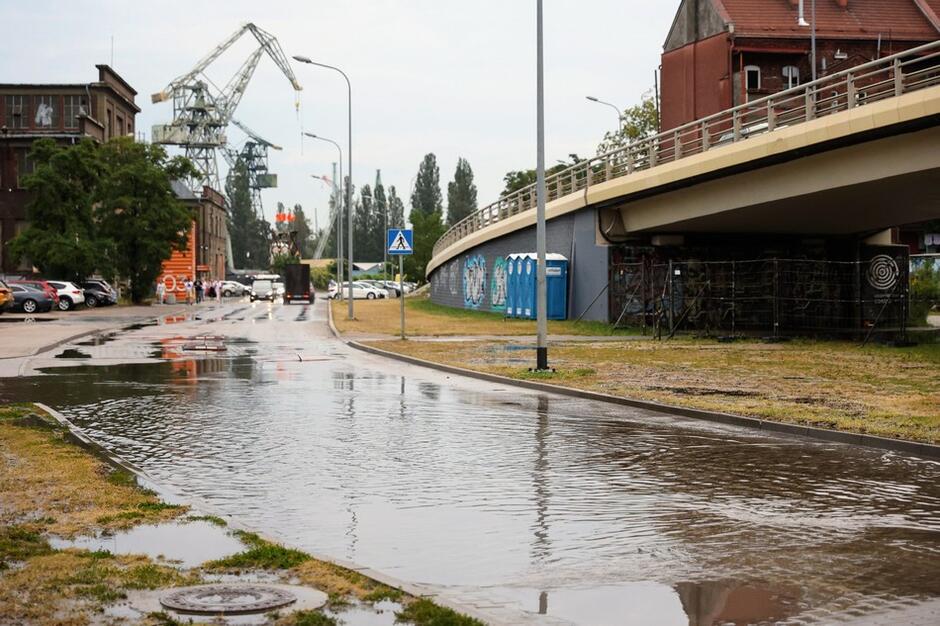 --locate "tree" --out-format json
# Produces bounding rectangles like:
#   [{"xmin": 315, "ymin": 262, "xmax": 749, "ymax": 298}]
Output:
[
  {"xmin": 96, "ymin": 137, "xmax": 199, "ymax": 303},
  {"xmin": 403, "ymin": 206, "xmax": 445, "ymax": 283},
  {"xmin": 446, "ymin": 158, "xmax": 478, "ymax": 225},
  {"xmin": 225, "ymin": 160, "xmax": 270, "ymax": 269},
  {"xmin": 596, "ymin": 93, "xmax": 660, "ymax": 154},
  {"xmin": 353, "ymin": 184, "xmax": 375, "ymax": 261},
  {"xmin": 9, "ymin": 138, "xmax": 106, "ymax": 282},
  {"xmin": 388, "ymin": 185, "xmax": 405, "ymax": 229},
  {"xmin": 292, "ymin": 204, "xmax": 313, "ymax": 257},
  {"xmin": 410, "ymin": 153, "xmax": 442, "ymax": 217},
  {"xmin": 372, "ymin": 174, "xmax": 389, "ymax": 260},
  {"xmin": 500, "ymin": 155, "xmax": 582, "ymax": 197}
]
